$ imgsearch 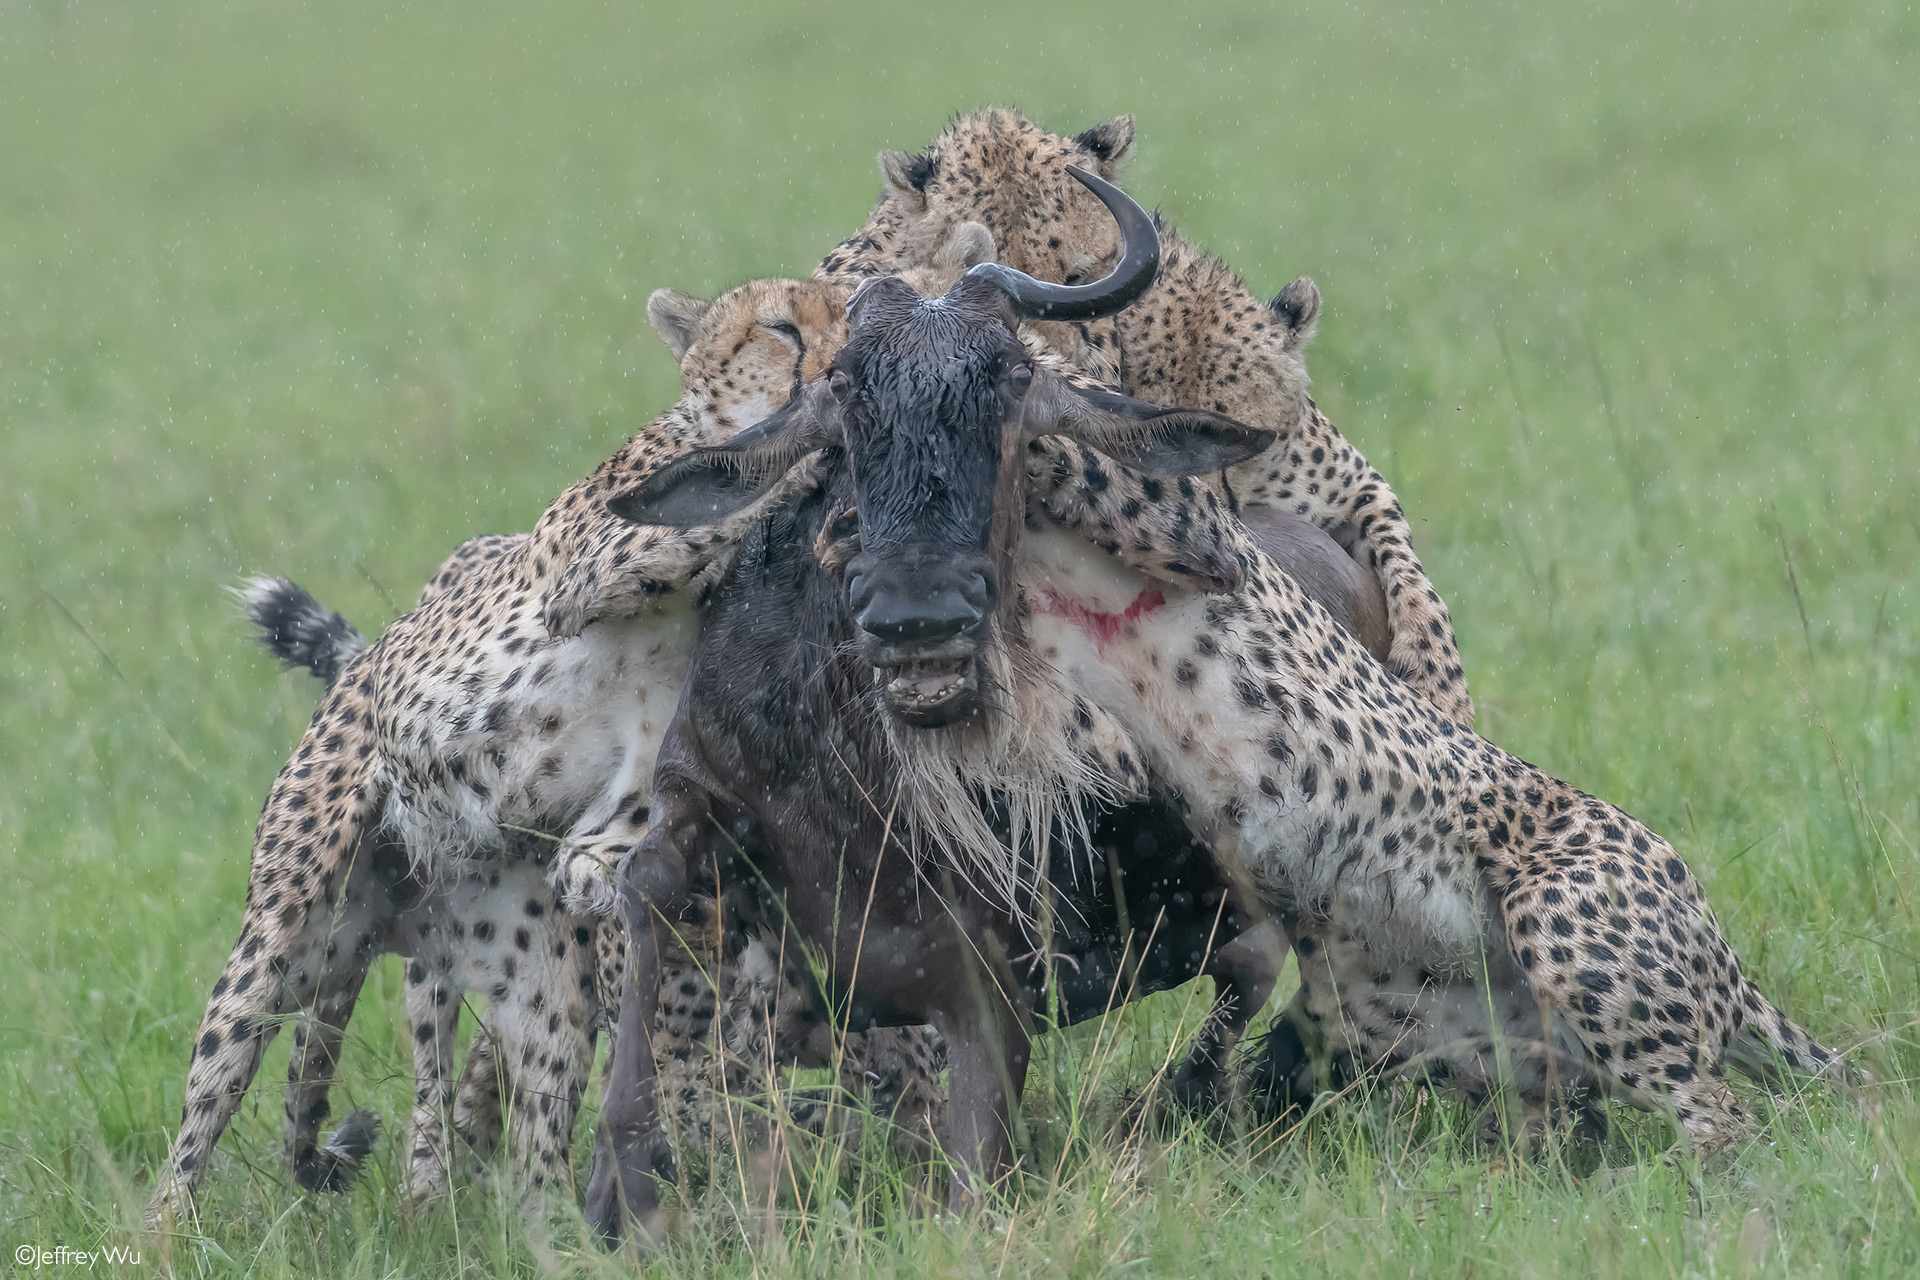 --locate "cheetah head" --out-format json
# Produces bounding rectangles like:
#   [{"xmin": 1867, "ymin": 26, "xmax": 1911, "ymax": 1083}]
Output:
[
  {"xmin": 876, "ymin": 108, "xmax": 1137, "ymax": 291},
  {"xmin": 647, "ymin": 278, "xmax": 850, "ymax": 442},
  {"xmin": 649, "ymin": 226, "xmax": 1001, "ymax": 444}
]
